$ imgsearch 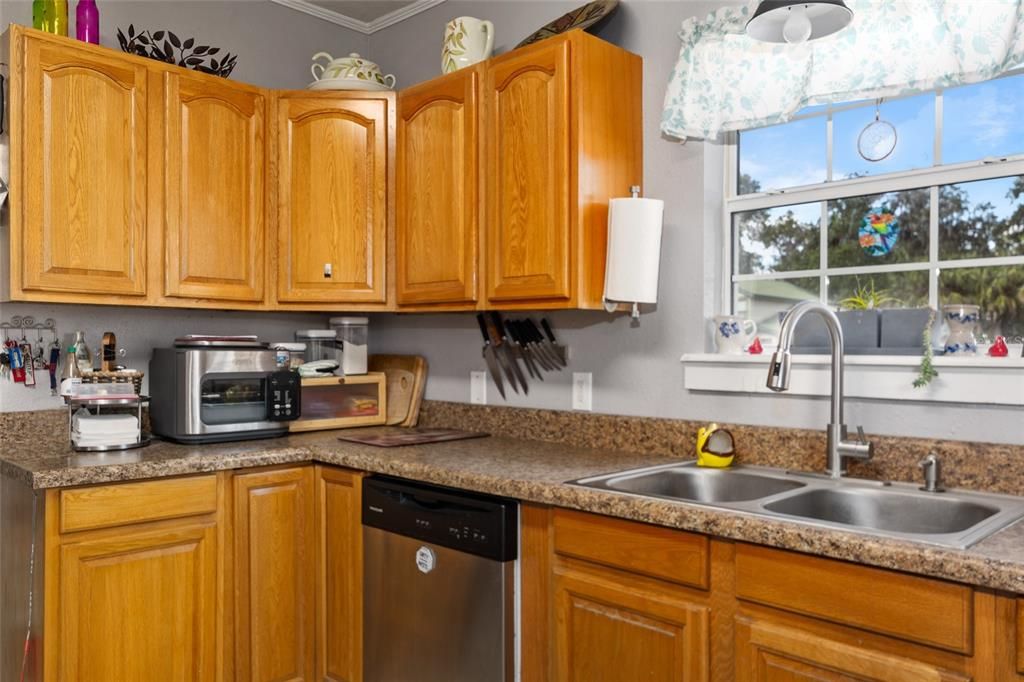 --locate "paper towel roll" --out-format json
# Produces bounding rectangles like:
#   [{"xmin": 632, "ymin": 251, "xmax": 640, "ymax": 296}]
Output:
[{"xmin": 603, "ymin": 197, "xmax": 664, "ymax": 305}]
